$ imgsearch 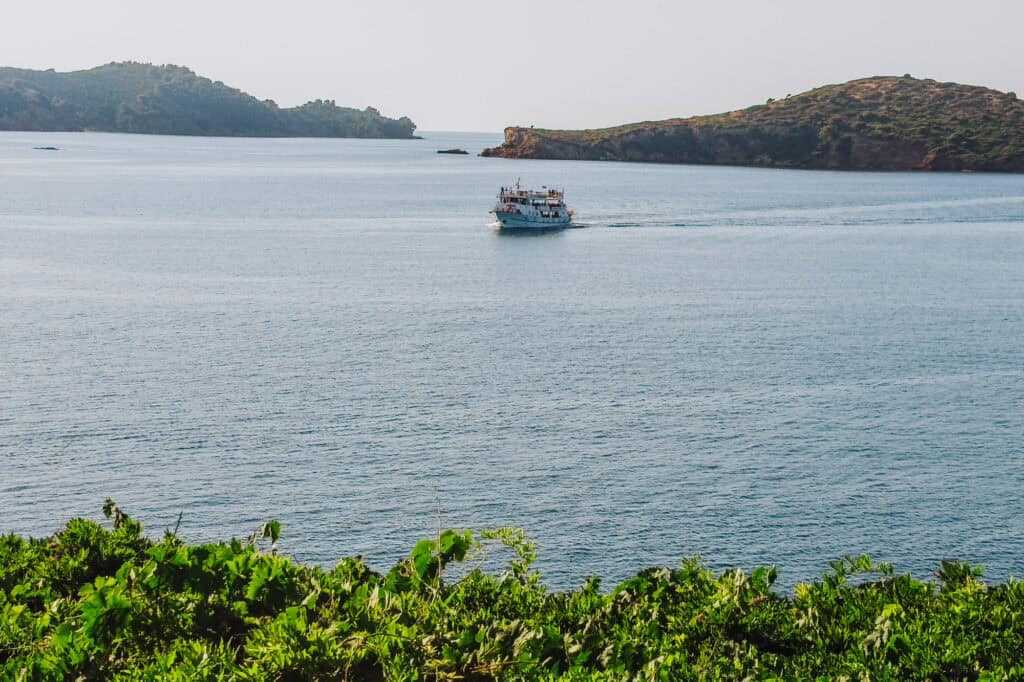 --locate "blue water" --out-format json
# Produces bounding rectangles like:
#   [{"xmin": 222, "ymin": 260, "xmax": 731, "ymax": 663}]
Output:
[{"xmin": 2, "ymin": 131, "xmax": 1023, "ymax": 589}]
